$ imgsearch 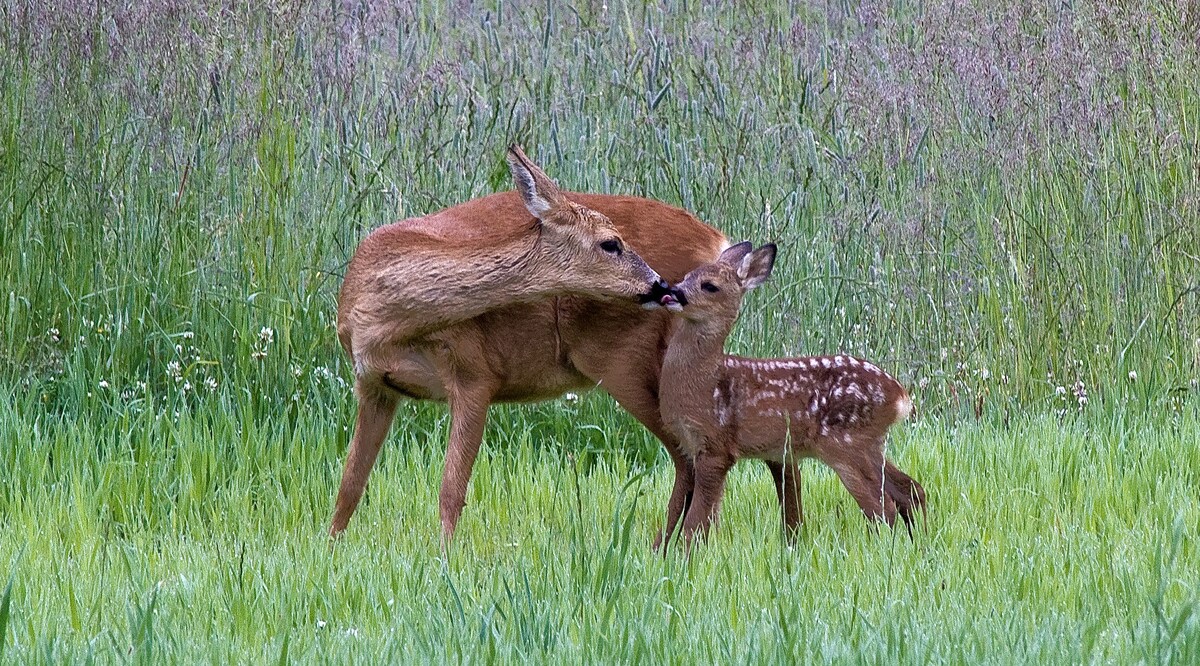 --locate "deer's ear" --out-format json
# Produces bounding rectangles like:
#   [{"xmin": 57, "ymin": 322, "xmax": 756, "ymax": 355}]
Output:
[
  {"xmin": 717, "ymin": 241, "xmax": 754, "ymax": 266},
  {"xmin": 507, "ymin": 144, "xmax": 565, "ymax": 220},
  {"xmin": 737, "ymin": 243, "xmax": 776, "ymax": 290}
]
